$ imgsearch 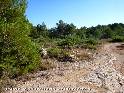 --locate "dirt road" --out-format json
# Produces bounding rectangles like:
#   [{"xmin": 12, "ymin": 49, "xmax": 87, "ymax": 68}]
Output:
[{"xmin": 5, "ymin": 43, "xmax": 124, "ymax": 93}]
